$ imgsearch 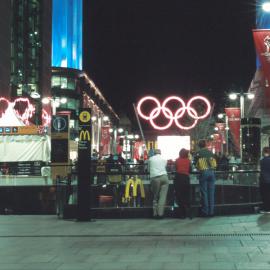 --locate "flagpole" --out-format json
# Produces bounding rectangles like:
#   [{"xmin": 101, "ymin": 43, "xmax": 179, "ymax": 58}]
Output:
[{"xmin": 133, "ymin": 103, "xmax": 145, "ymax": 143}]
